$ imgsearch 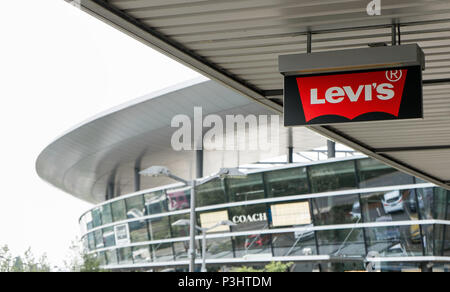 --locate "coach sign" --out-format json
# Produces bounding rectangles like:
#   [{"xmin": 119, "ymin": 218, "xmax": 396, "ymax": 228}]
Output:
[{"xmin": 279, "ymin": 44, "xmax": 425, "ymax": 126}]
